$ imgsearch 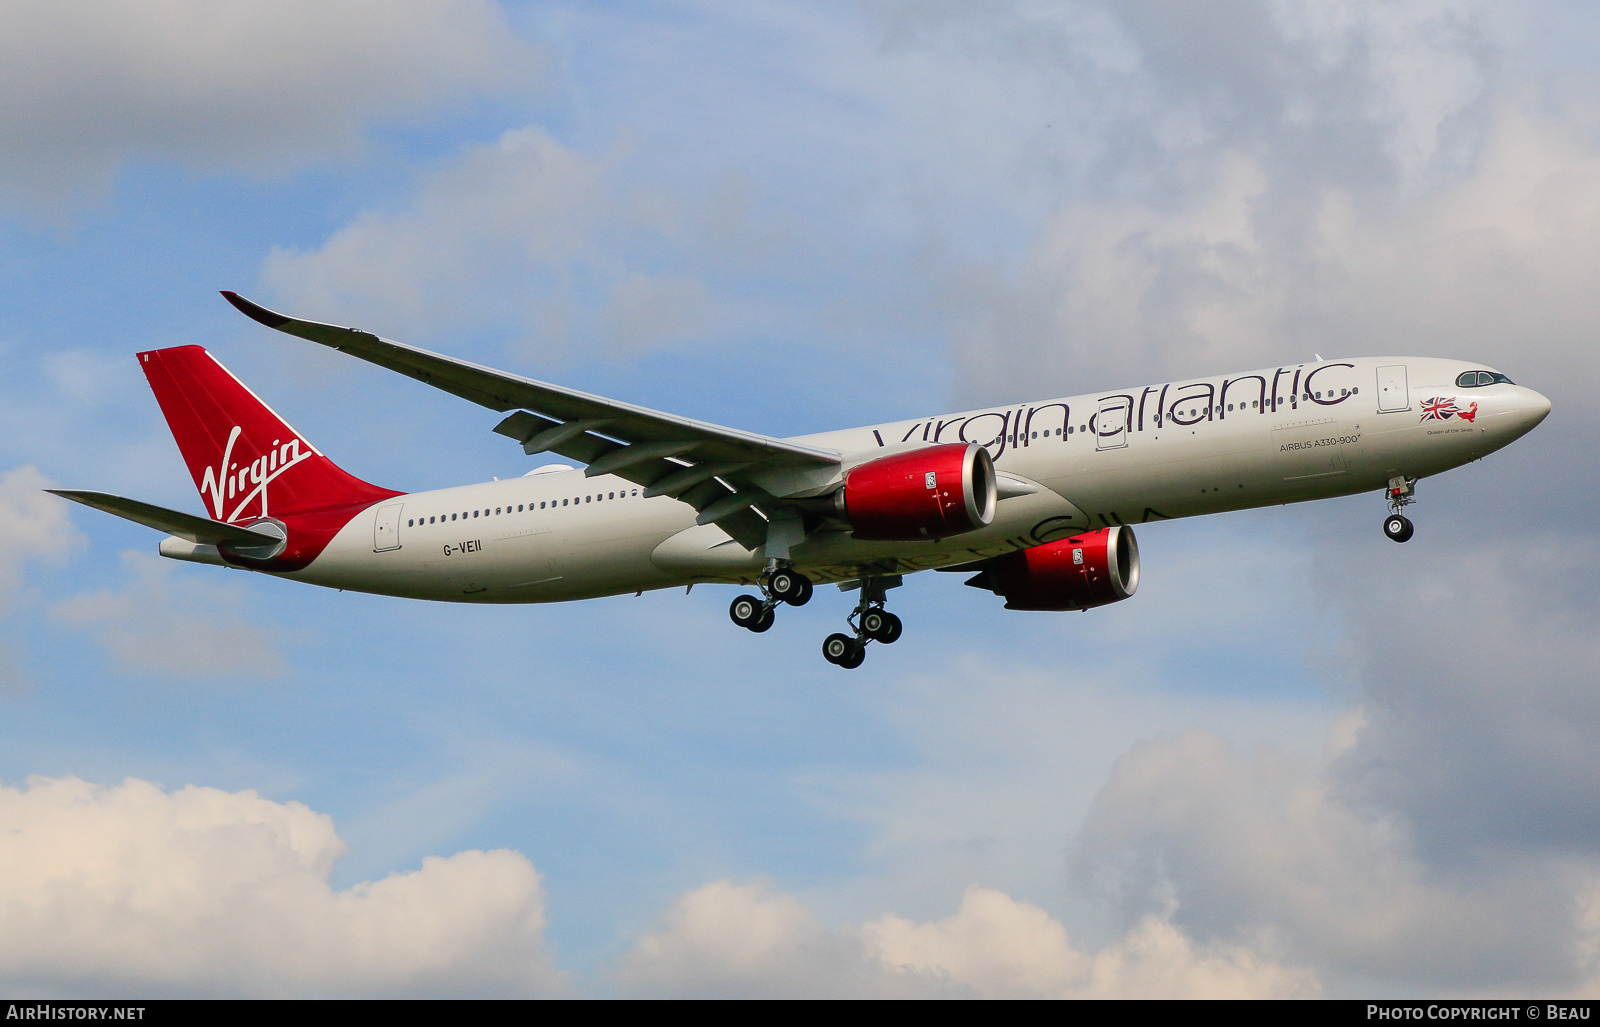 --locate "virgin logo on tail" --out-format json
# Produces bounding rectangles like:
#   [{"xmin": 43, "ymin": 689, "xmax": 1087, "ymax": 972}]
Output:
[{"xmin": 198, "ymin": 425, "xmax": 313, "ymax": 522}]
